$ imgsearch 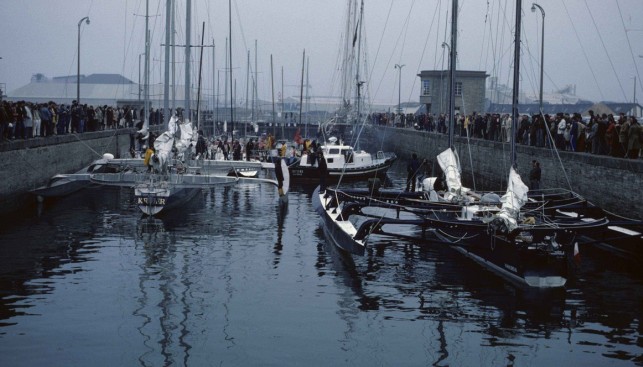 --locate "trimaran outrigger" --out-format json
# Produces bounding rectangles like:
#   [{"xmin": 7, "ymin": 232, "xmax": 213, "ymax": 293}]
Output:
[{"xmin": 313, "ymin": 0, "xmax": 641, "ymax": 288}]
